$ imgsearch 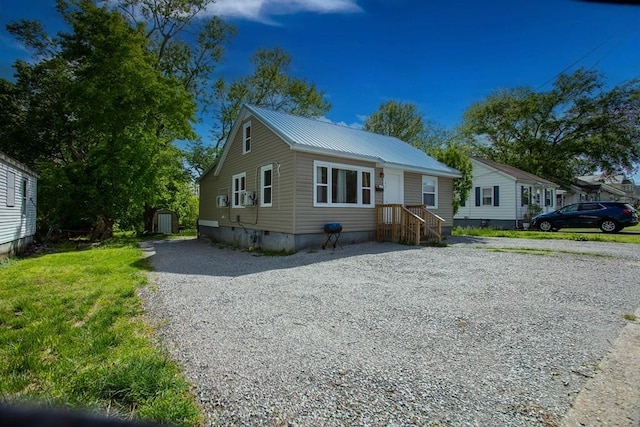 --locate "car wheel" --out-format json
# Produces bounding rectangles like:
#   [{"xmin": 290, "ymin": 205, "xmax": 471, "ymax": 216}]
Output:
[
  {"xmin": 600, "ymin": 219, "xmax": 619, "ymax": 233},
  {"xmin": 538, "ymin": 220, "xmax": 553, "ymax": 232}
]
